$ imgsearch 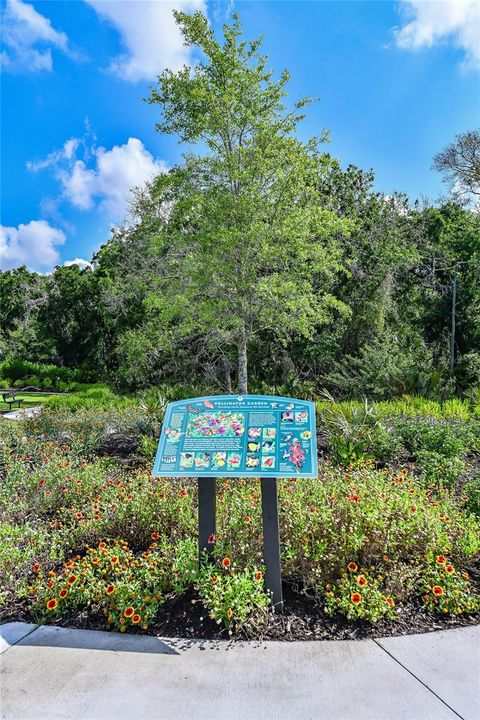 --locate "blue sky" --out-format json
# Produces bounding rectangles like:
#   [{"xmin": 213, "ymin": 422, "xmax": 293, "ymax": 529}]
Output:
[{"xmin": 1, "ymin": 0, "xmax": 479, "ymax": 272}]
